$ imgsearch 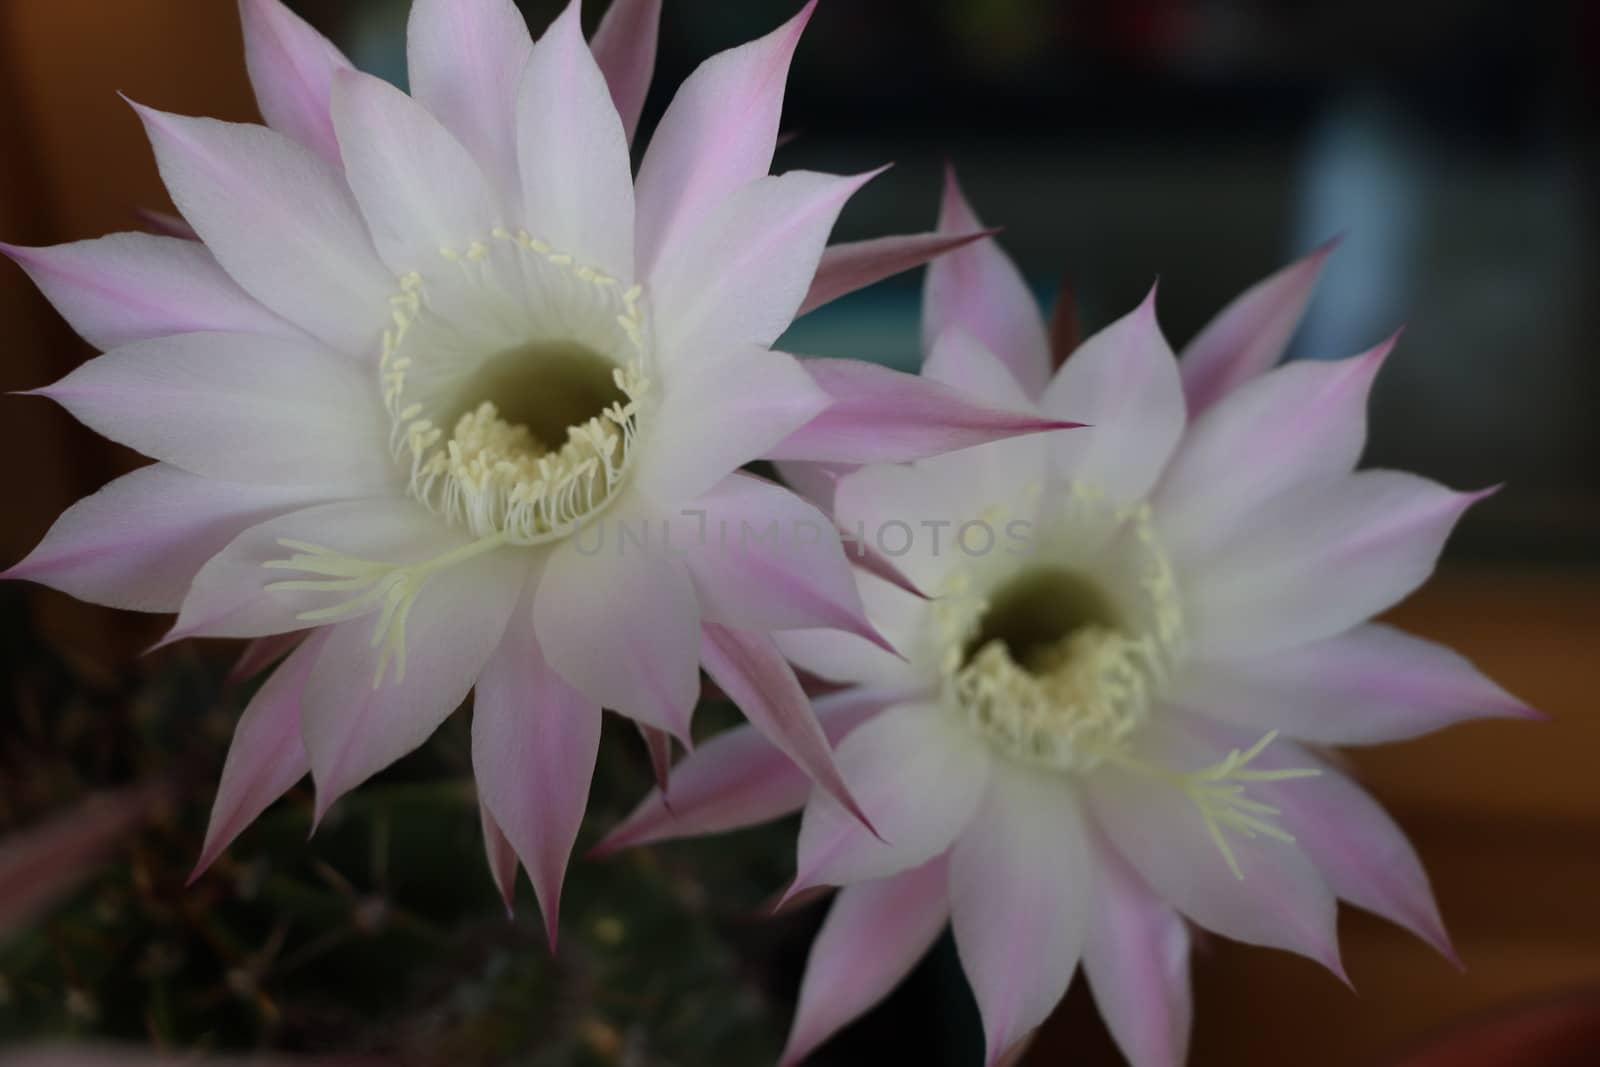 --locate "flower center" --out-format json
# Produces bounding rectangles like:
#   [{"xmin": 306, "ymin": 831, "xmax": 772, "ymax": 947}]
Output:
[
  {"xmin": 936, "ymin": 486, "xmax": 1183, "ymax": 771},
  {"xmin": 379, "ymin": 230, "xmax": 652, "ymax": 544}
]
